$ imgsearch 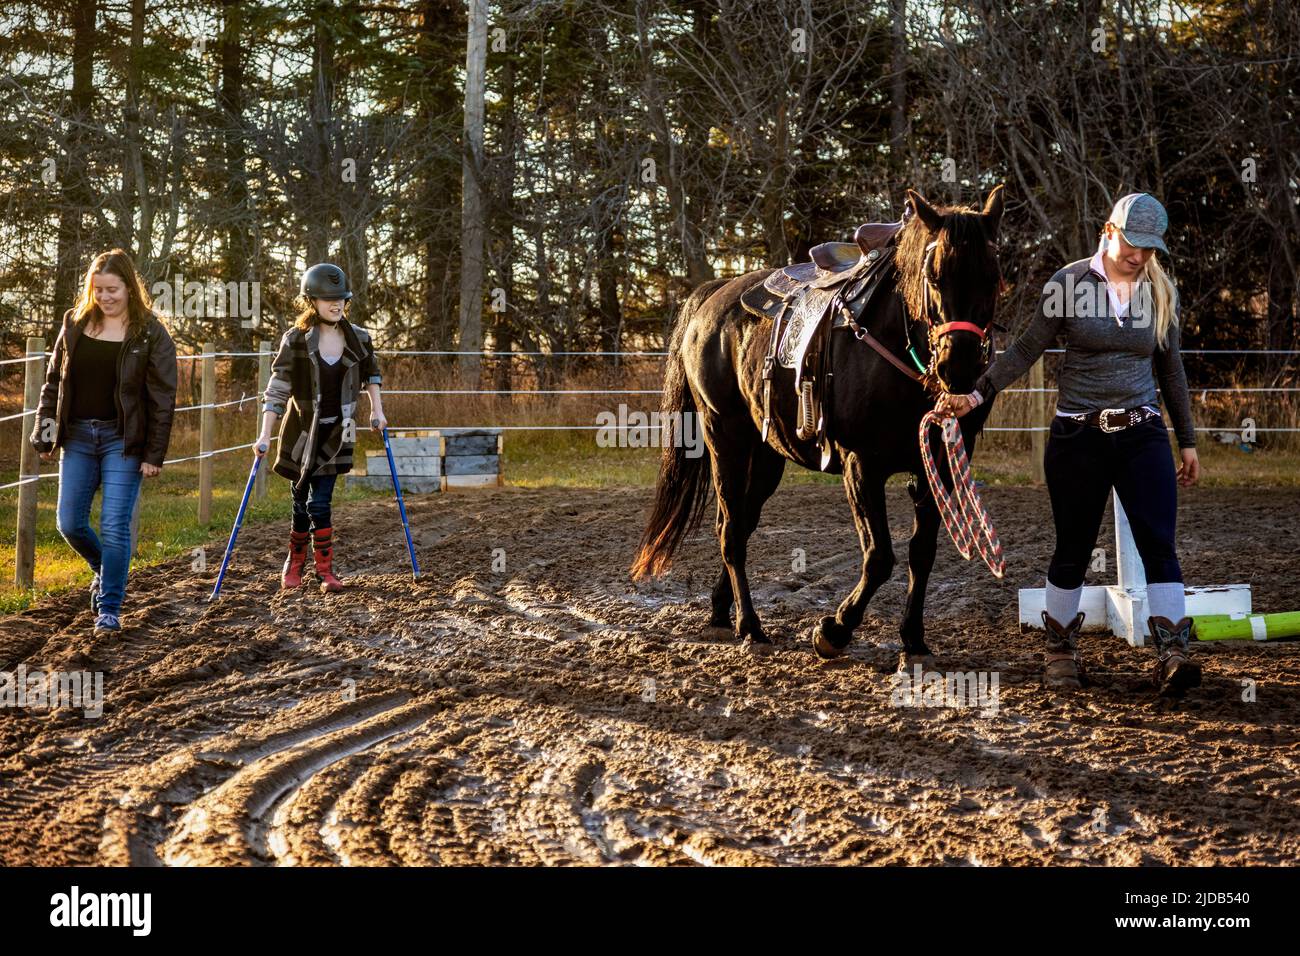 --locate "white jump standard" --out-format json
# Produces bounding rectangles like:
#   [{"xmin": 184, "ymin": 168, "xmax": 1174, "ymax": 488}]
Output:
[{"xmin": 1018, "ymin": 490, "xmax": 1252, "ymax": 646}]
